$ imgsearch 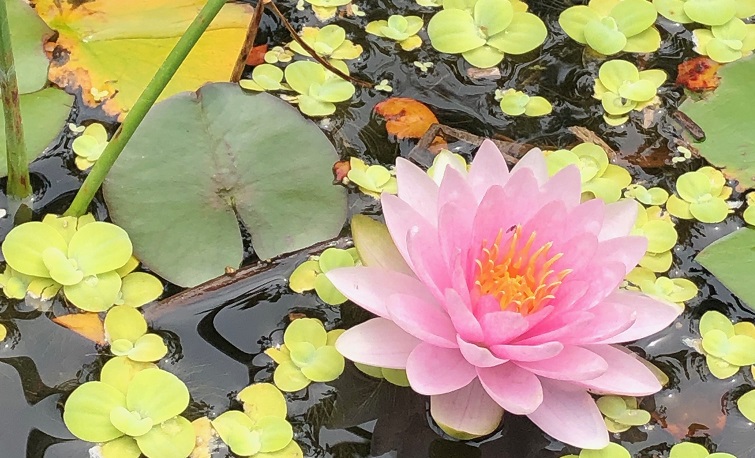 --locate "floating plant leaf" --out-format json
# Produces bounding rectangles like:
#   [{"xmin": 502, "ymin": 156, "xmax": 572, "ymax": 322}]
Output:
[
  {"xmin": 8, "ymin": 0, "xmax": 52, "ymax": 94},
  {"xmin": 697, "ymin": 228, "xmax": 755, "ymax": 311},
  {"xmin": 34, "ymin": 0, "xmax": 254, "ymax": 119},
  {"xmin": 680, "ymin": 57, "xmax": 755, "ymax": 189},
  {"xmin": 103, "ymin": 84, "xmax": 347, "ymax": 287},
  {"xmin": 669, "ymin": 442, "xmax": 736, "ymax": 458},
  {"xmin": 738, "ymin": 389, "xmax": 755, "ymax": 422},
  {"xmin": 72, "ymin": 123, "xmax": 109, "ymax": 170},
  {"xmin": 562, "ymin": 442, "xmax": 631, "ymax": 458}
]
